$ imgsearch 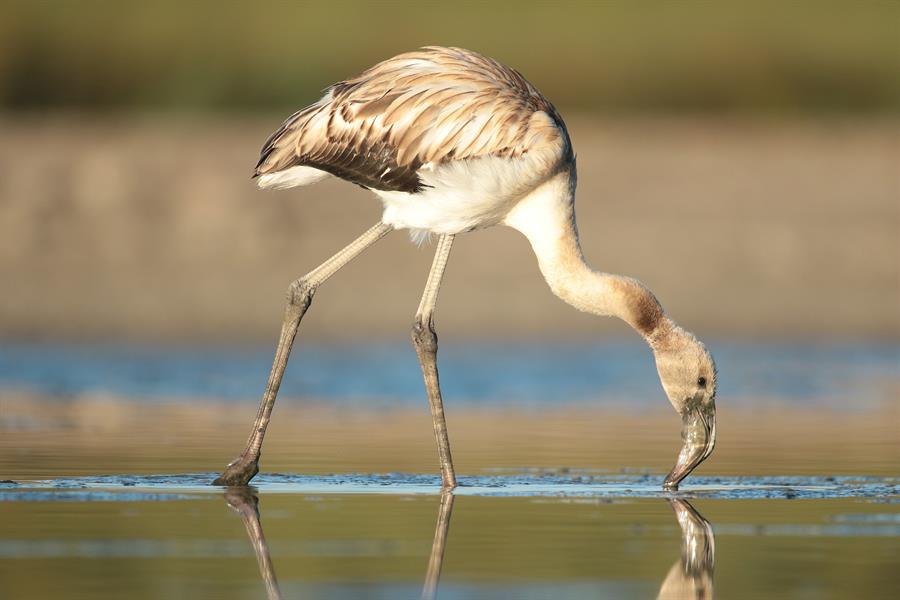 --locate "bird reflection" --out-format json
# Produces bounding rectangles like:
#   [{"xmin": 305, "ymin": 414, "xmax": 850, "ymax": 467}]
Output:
[
  {"xmin": 225, "ymin": 490, "xmax": 710, "ymax": 600},
  {"xmin": 657, "ymin": 499, "xmax": 715, "ymax": 600},
  {"xmin": 225, "ymin": 488, "xmax": 283, "ymax": 600},
  {"xmin": 421, "ymin": 491, "xmax": 455, "ymax": 600},
  {"xmin": 224, "ymin": 488, "xmax": 455, "ymax": 600}
]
